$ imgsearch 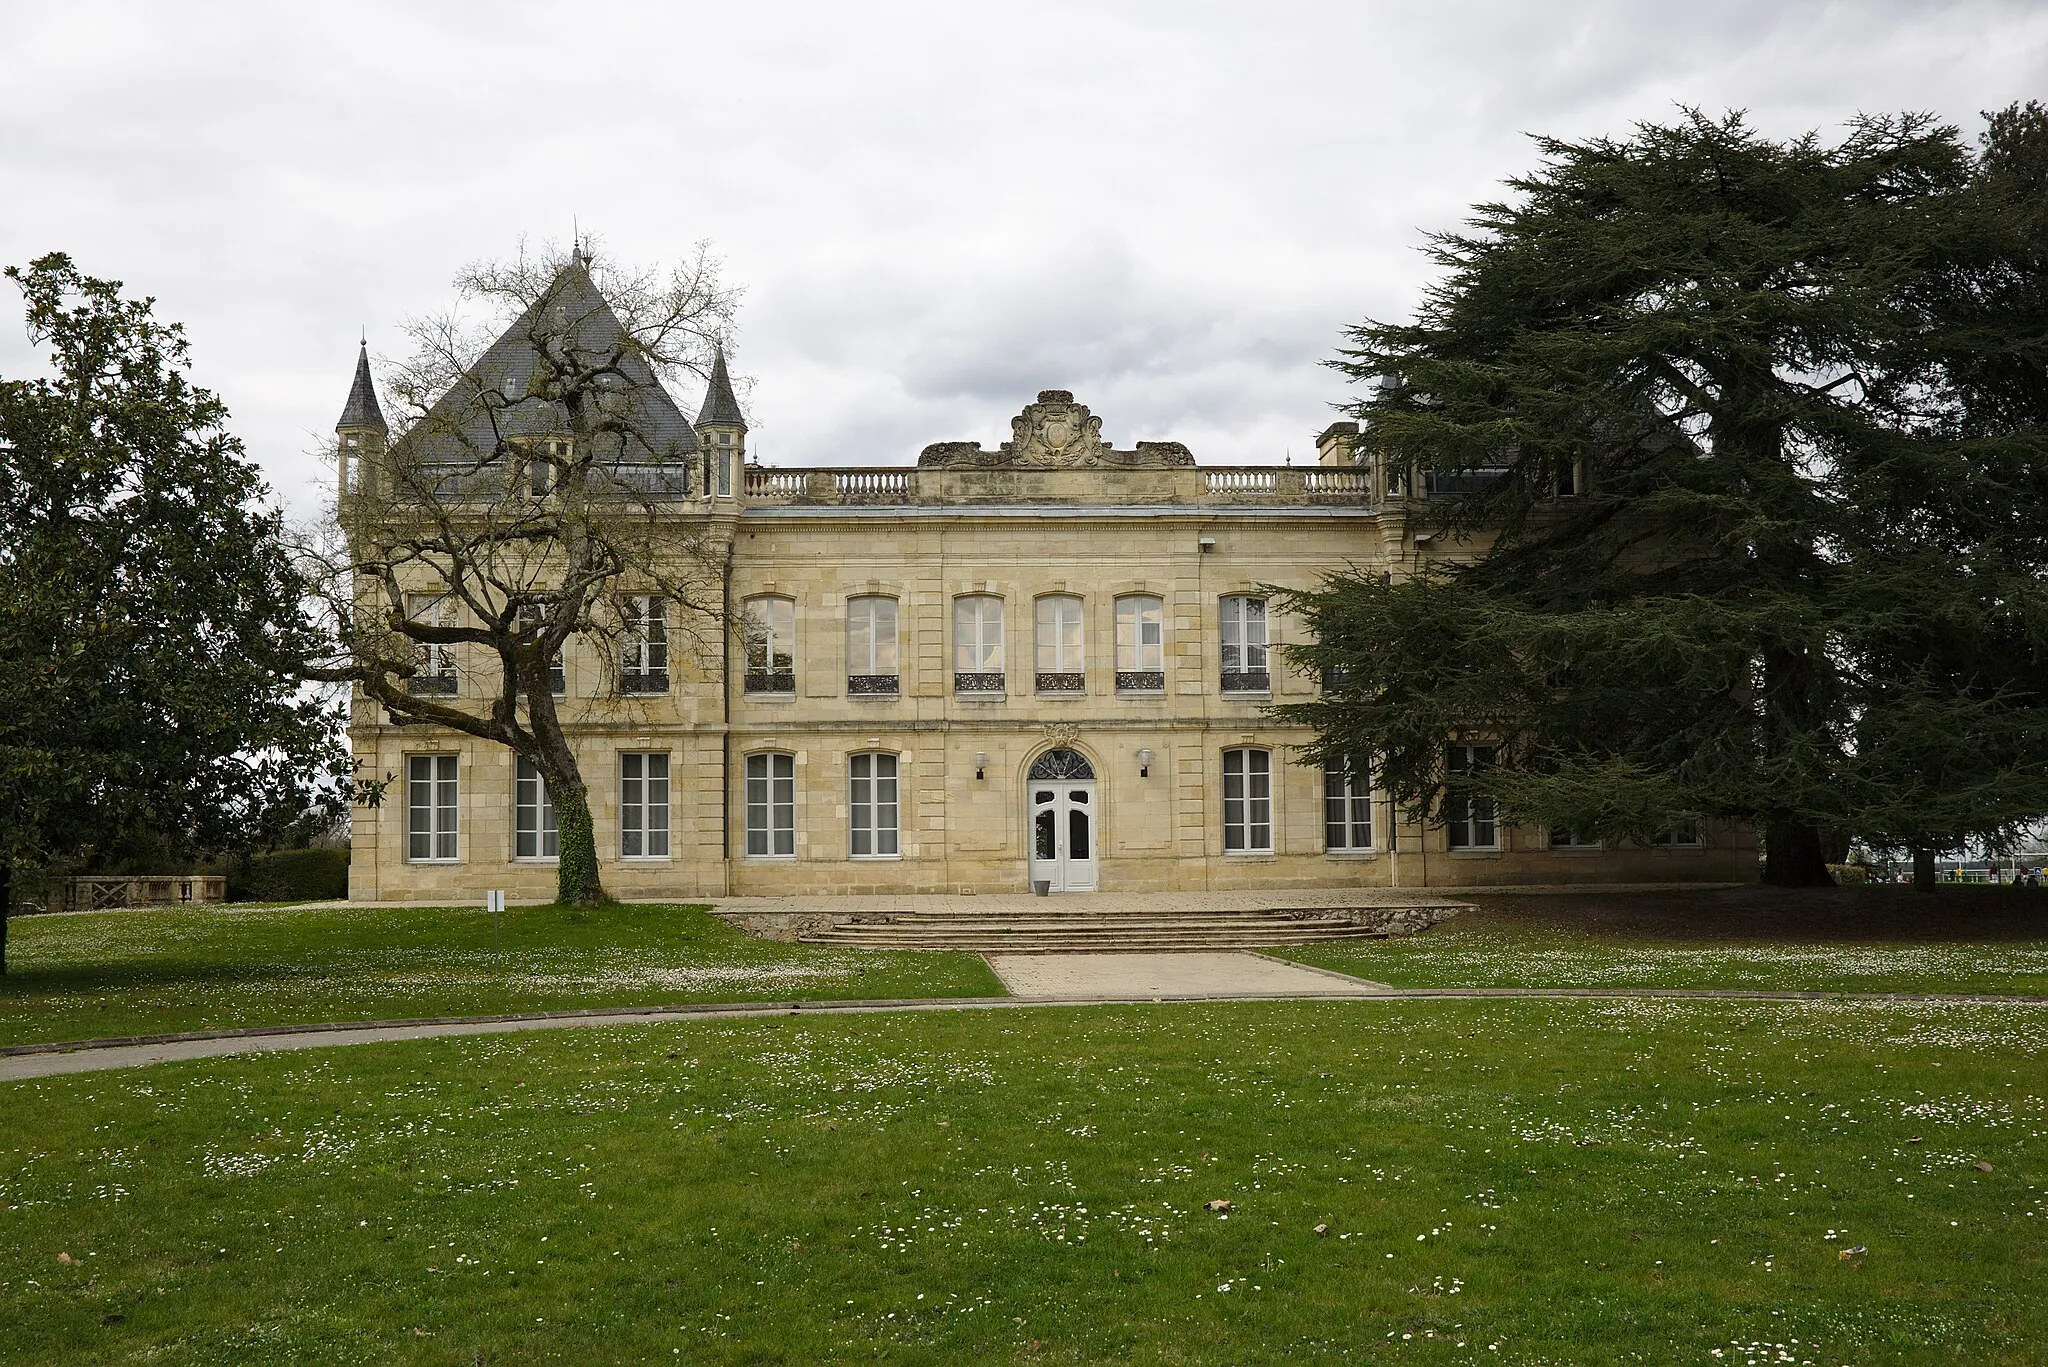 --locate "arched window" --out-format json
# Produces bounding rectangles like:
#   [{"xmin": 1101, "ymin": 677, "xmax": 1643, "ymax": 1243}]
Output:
[
  {"xmin": 1323, "ymin": 754, "xmax": 1371, "ymax": 851},
  {"xmin": 1035, "ymin": 595, "xmax": 1084, "ymax": 693},
  {"xmin": 742, "ymin": 596, "xmax": 795, "ymax": 694},
  {"xmin": 1028, "ymin": 748, "xmax": 1095, "ymax": 781},
  {"xmin": 1115, "ymin": 594, "xmax": 1164, "ymax": 692},
  {"xmin": 1222, "ymin": 747, "xmax": 1272, "ymax": 852},
  {"xmin": 954, "ymin": 595, "xmax": 1004, "ymax": 694},
  {"xmin": 1219, "ymin": 596, "xmax": 1268, "ymax": 694},
  {"xmin": 847, "ymin": 596, "xmax": 900, "ymax": 695},
  {"xmin": 849, "ymin": 752, "xmax": 900, "ymax": 858},
  {"xmin": 744, "ymin": 752, "xmax": 796, "ymax": 857}
]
